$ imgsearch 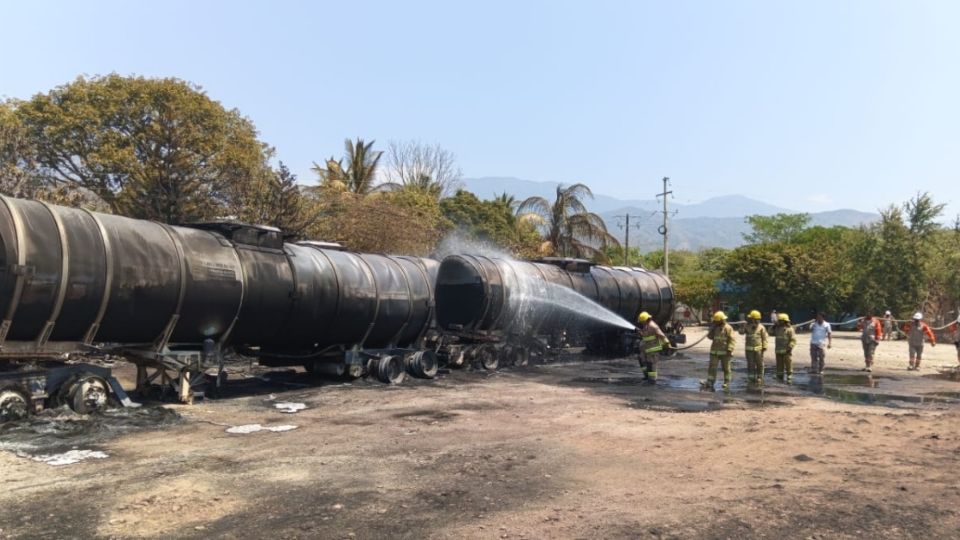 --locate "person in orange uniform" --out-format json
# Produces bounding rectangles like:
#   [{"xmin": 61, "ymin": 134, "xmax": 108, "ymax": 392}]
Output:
[{"xmin": 904, "ymin": 312, "xmax": 936, "ymax": 371}]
